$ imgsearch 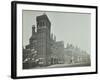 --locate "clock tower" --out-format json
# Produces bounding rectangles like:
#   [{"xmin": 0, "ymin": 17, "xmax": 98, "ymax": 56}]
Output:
[{"xmin": 36, "ymin": 13, "xmax": 51, "ymax": 66}]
